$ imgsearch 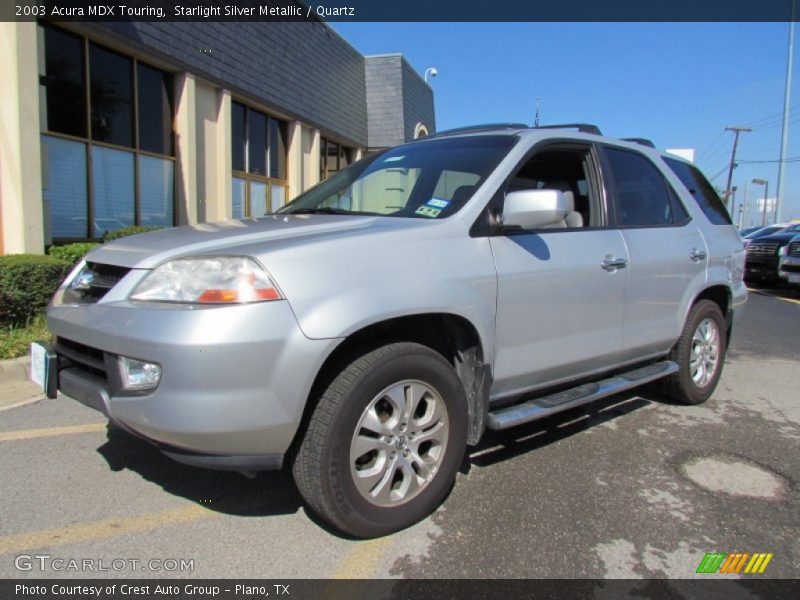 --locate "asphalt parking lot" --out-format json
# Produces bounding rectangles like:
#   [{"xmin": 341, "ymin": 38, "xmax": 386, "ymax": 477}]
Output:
[{"xmin": 0, "ymin": 290, "xmax": 797, "ymax": 579}]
